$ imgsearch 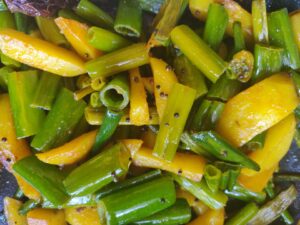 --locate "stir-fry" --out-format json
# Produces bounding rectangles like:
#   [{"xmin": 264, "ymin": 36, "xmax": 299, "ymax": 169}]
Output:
[{"xmin": 0, "ymin": 0, "xmax": 300, "ymax": 224}]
